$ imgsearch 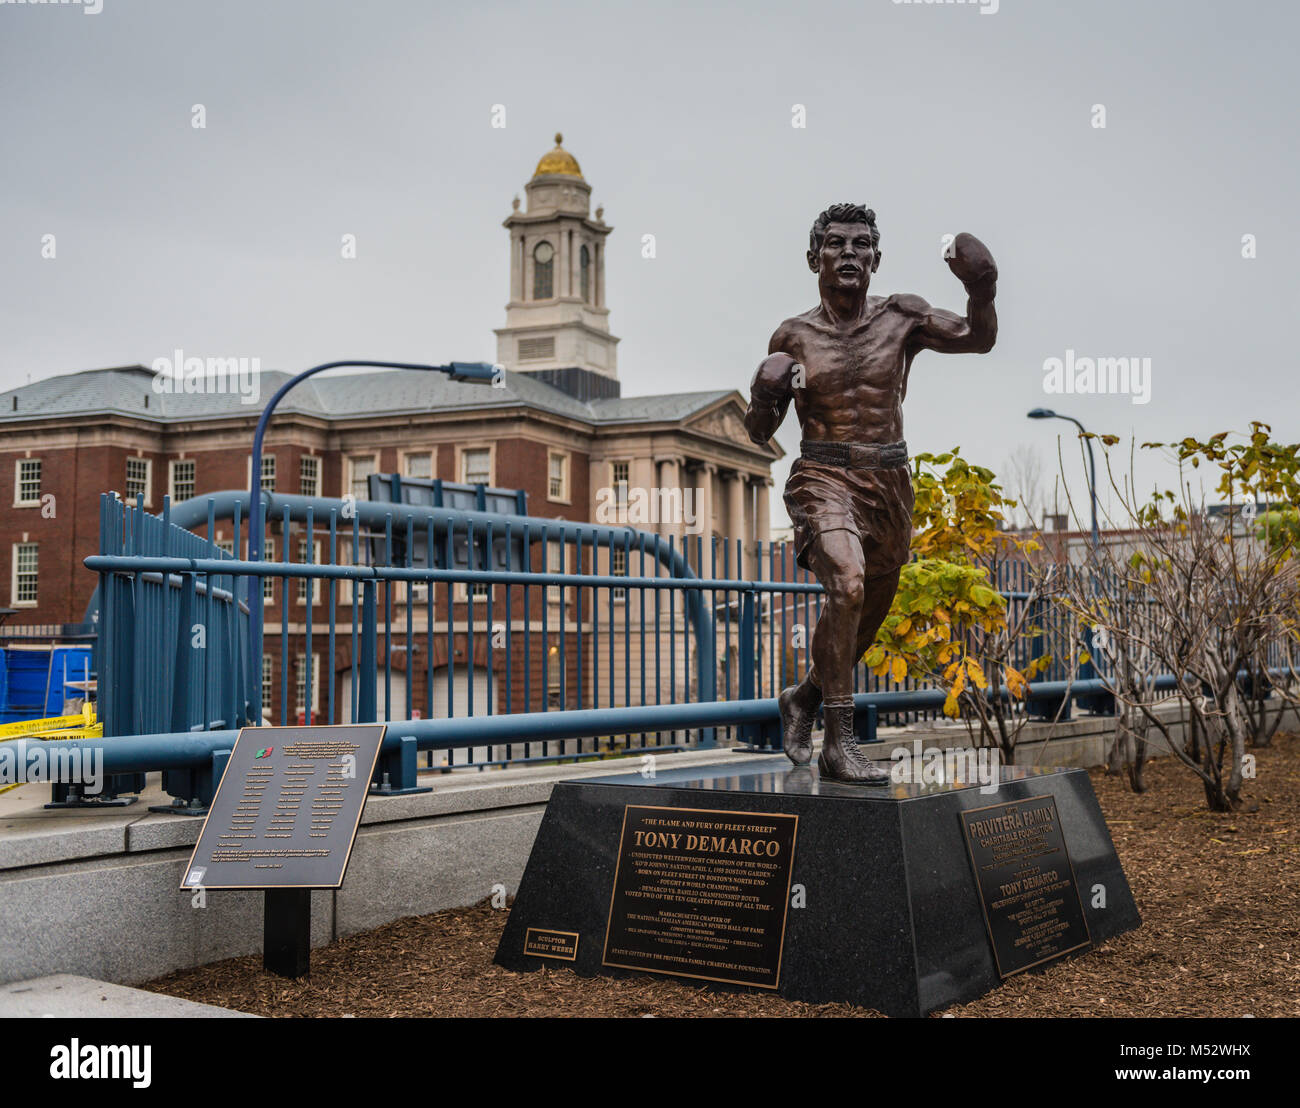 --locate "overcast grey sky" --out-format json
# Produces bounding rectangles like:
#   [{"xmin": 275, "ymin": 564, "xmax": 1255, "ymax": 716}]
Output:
[{"xmin": 2, "ymin": 0, "xmax": 1296, "ymax": 526}]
